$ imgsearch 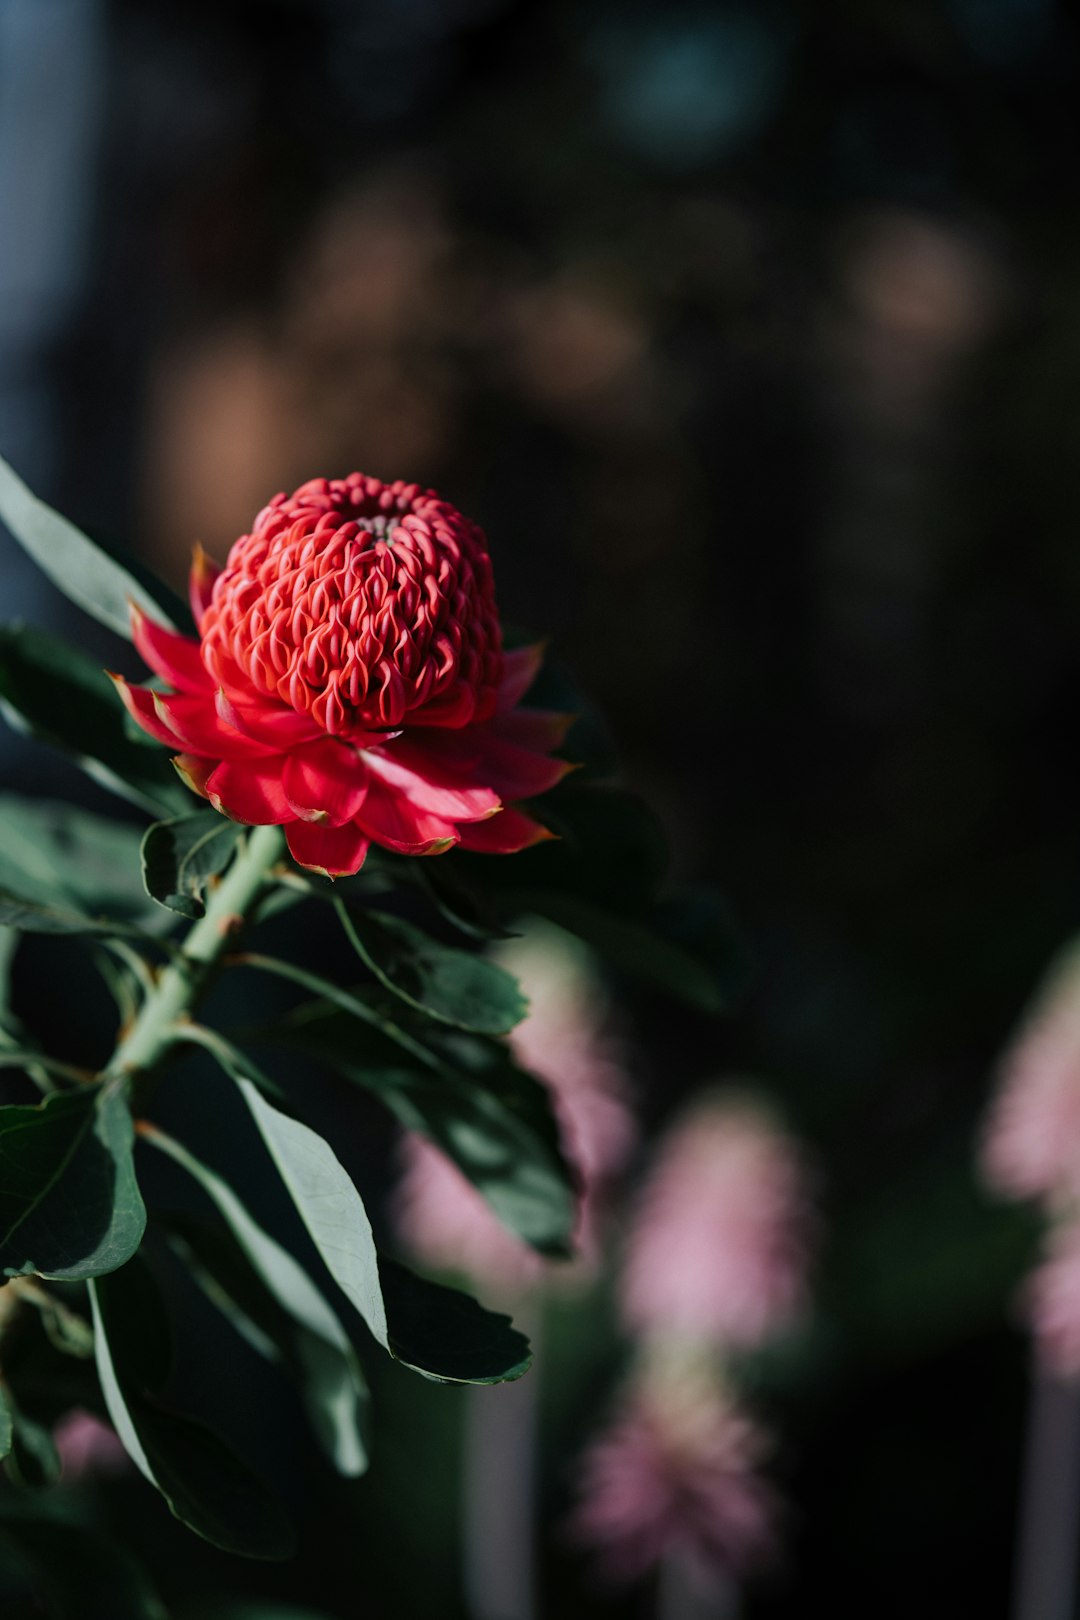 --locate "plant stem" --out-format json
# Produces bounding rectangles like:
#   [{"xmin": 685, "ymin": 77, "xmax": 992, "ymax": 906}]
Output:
[
  {"xmin": 1011, "ymin": 1363, "xmax": 1080, "ymax": 1620},
  {"xmin": 106, "ymin": 823, "xmax": 286, "ymax": 1085},
  {"xmin": 463, "ymin": 1299, "xmax": 541, "ymax": 1620}
]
